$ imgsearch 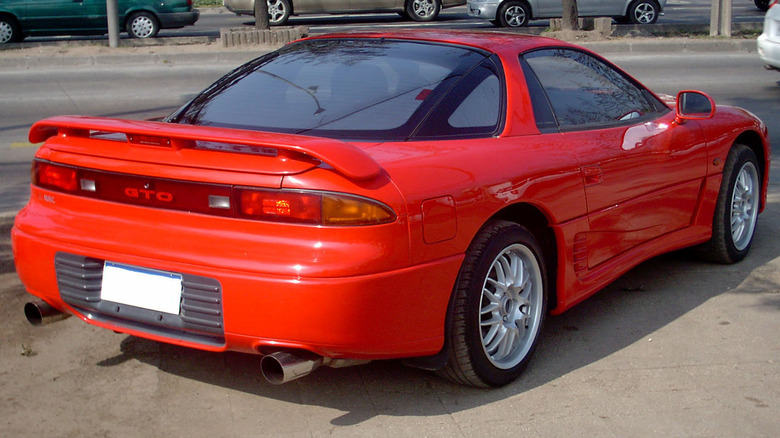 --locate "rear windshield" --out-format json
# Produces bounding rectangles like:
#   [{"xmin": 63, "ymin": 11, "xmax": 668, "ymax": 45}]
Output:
[{"xmin": 170, "ymin": 39, "xmax": 493, "ymax": 141}]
